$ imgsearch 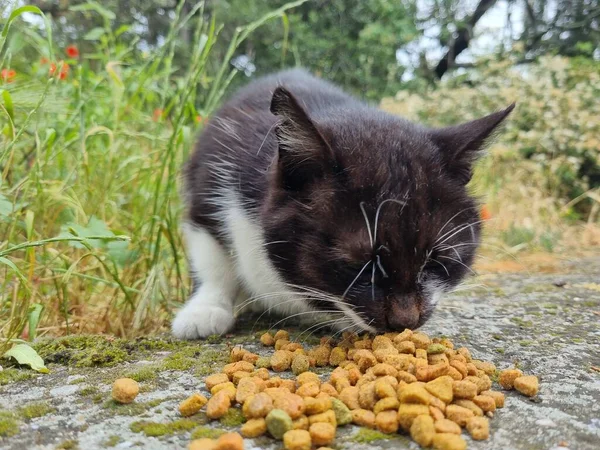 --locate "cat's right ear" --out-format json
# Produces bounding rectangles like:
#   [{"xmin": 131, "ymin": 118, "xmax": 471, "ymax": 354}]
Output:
[{"xmin": 270, "ymin": 86, "xmax": 335, "ymax": 192}]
